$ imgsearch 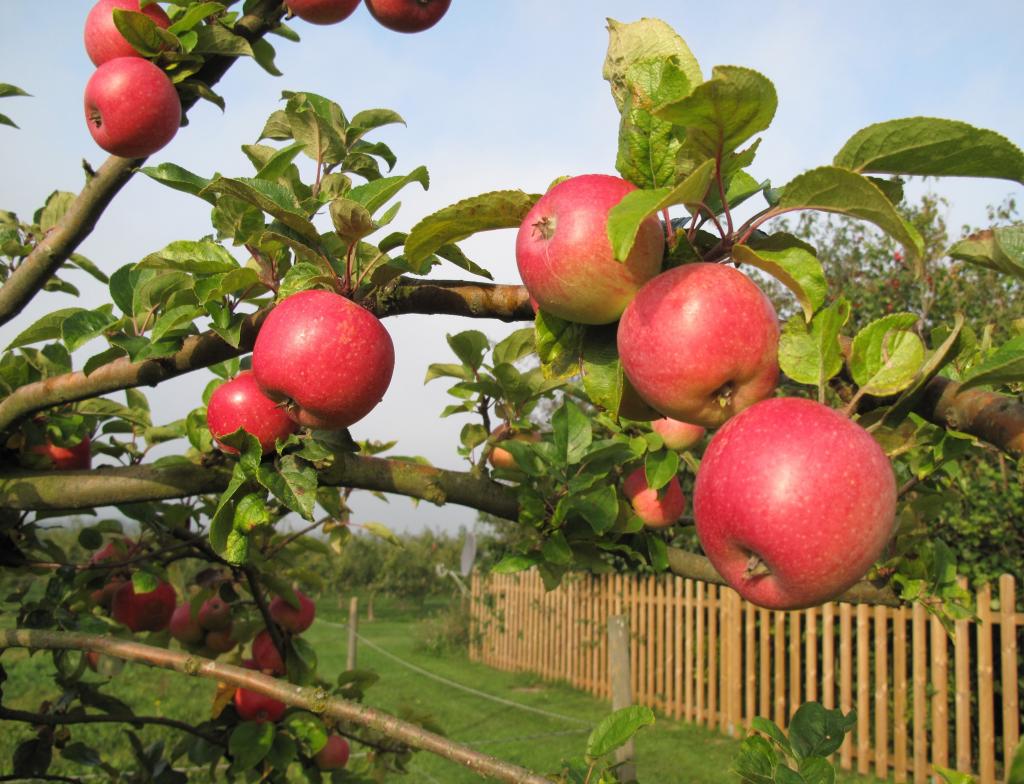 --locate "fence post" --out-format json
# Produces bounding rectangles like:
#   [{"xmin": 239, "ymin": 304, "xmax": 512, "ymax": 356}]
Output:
[
  {"xmin": 347, "ymin": 595, "xmax": 359, "ymax": 671},
  {"xmin": 608, "ymin": 614, "xmax": 637, "ymax": 783}
]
